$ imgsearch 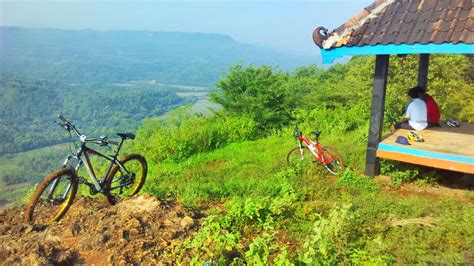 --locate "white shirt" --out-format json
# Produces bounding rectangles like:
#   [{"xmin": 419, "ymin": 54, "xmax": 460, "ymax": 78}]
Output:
[{"xmin": 405, "ymin": 98, "xmax": 428, "ymax": 130}]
